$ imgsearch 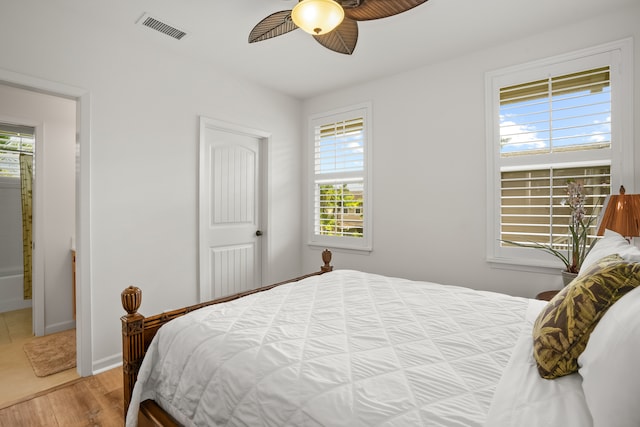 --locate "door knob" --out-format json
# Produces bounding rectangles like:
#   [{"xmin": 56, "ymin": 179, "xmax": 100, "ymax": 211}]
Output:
[{"xmin": 255, "ymin": 230, "xmax": 263, "ymax": 236}]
